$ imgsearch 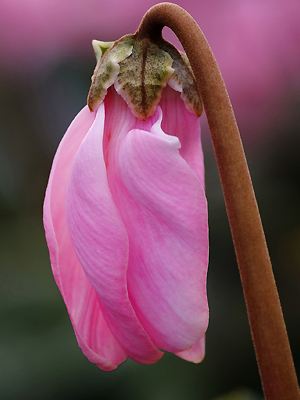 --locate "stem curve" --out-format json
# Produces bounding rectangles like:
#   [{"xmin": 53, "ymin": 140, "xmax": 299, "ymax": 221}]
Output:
[{"xmin": 137, "ymin": 3, "xmax": 299, "ymax": 399}]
